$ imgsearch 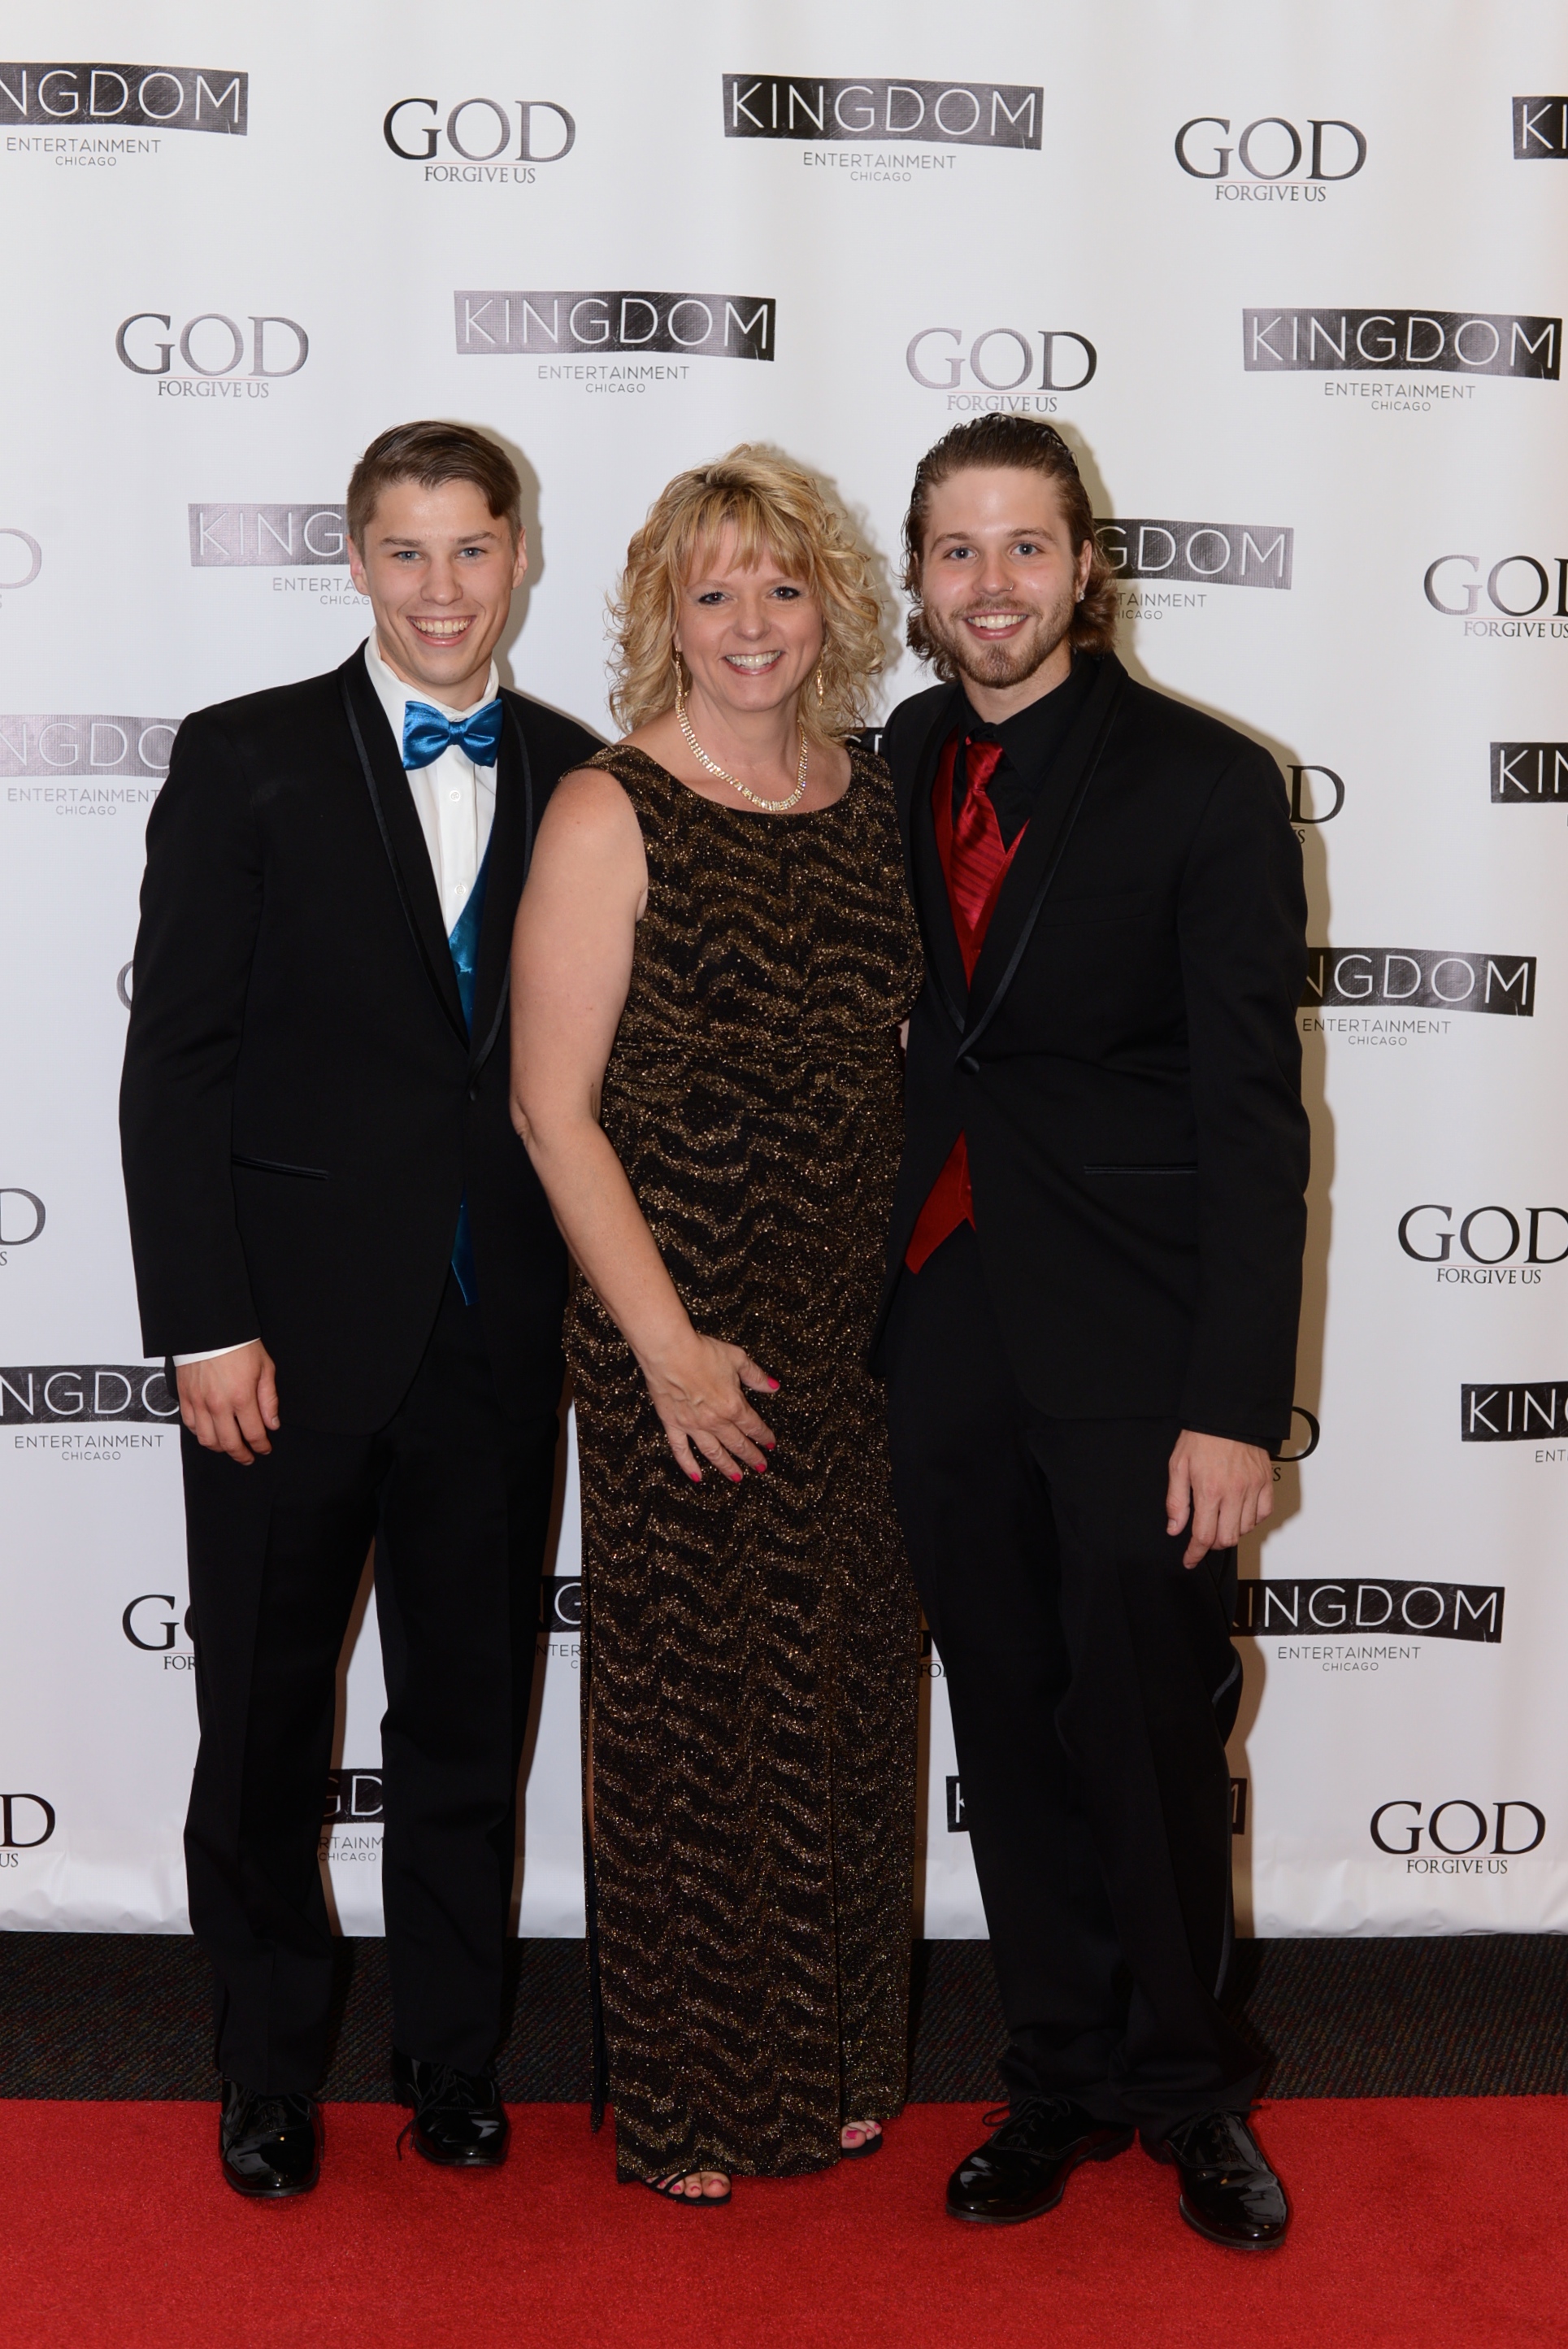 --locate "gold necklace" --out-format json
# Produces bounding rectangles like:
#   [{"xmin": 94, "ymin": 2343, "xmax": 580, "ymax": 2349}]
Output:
[{"xmin": 675, "ymin": 679, "xmax": 810, "ymax": 811}]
